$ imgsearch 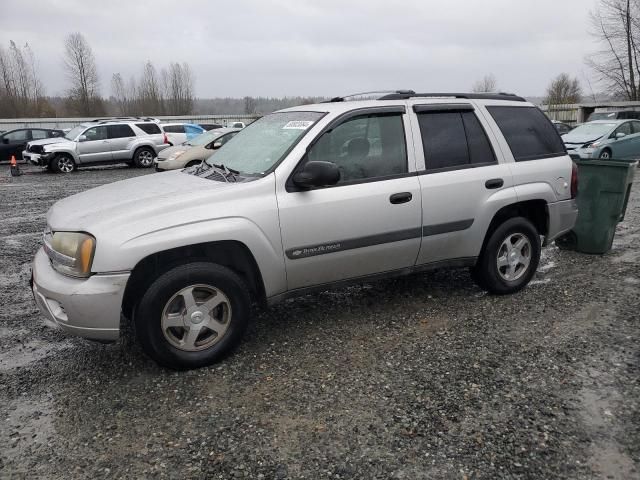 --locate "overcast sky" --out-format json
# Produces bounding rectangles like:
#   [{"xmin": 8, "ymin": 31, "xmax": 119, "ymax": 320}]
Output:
[{"xmin": 2, "ymin": 0, "xmax": 598, "ymax": 98}]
